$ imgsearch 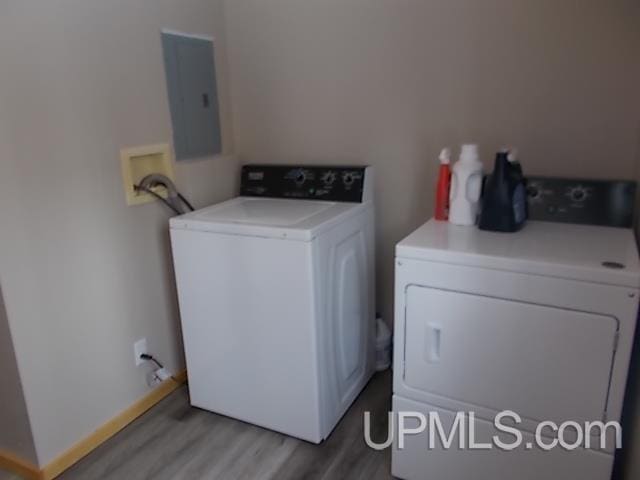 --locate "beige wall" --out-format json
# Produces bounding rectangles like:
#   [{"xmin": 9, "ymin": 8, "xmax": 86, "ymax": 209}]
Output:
[
  {"xmin": 0, "ymin": 0, "xmax": 237, "ymax": 467},
  {"xmin": 1, "ymin": 0, "xmax": 639, "ymax": 475},
  {"xmin": 222, "ymin": 0, "xmax": 640, "ymax": 477},
  {"xmin": 223, "ymin": 0, "xmax": 640, "ymax": 327},
  {"xmin": 0, "ymin": 284, "xmax": 37, "ymax": 467}
]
